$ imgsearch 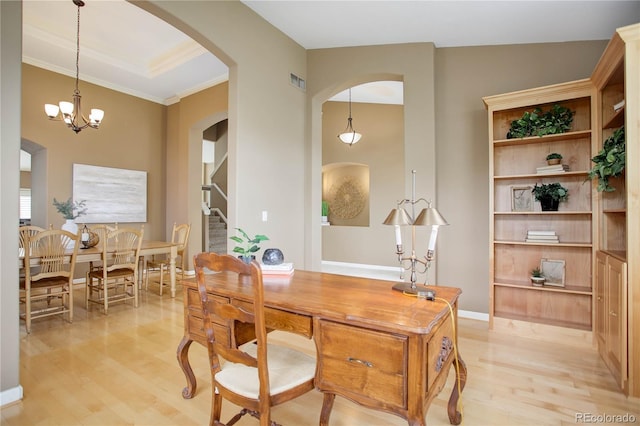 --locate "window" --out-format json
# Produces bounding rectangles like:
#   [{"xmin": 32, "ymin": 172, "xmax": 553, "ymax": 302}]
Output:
[{"xmin": 20, "ymin": 188, "xmax": 31, "ymax": 220}]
